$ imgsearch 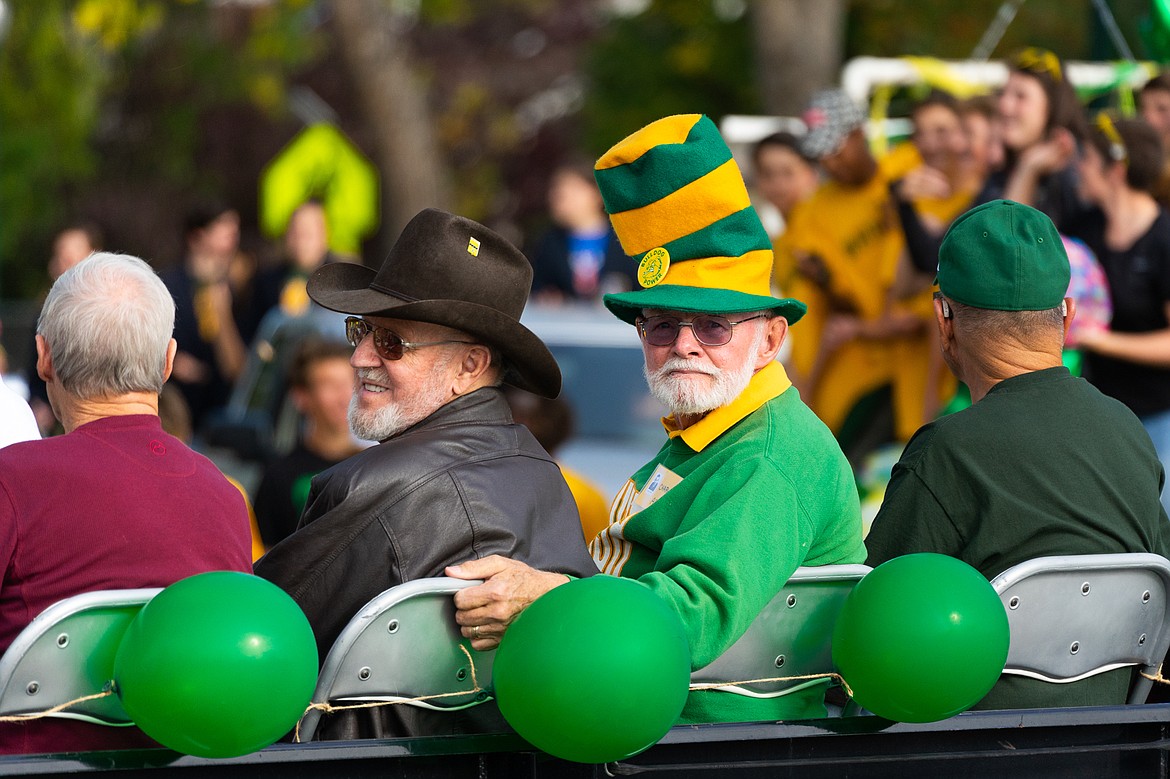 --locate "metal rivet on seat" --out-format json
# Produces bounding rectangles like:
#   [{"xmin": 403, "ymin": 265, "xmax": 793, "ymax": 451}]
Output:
[
  {"xmin": 1009, "ymin": 596, "xmax": 1020, "ymax": 610},
  {"xmin": 774, "ymin": 655, "xmax": 786, "ymax": 669},
  {"xmin": 456, "ymin": 668, "xmax": 468, "ymax": 682},
  {"xmin": 387, "ymin": 619, "xmax": 399, "ymax": 634},
  {"xmin": 786, "ymin": 595, "xmax": 797, "ymax": 608},
  {"xmin": 1139, "ymin": 633, "xmax": 1148, "ymax": 646},
  {"xmin": 1143, "ymin": 591, "xmax": 1152, "ymax": 604},
  {"xmin": 25, "ymin": 682, "xmax": 38, "ymax": 696},
  {"xmin": 56, "ymin": 633, "xmax": 68, "ymax": 648},
  {"xmin": 1081, "ymin": 583, "xmax": 1091, "ymax": 596},
  {"xmin": 358, "ymin": 667, "xmax": 371, "ymax": 681},
  {"xmin": 1070, "ymin": 642, "xmax": 1080, "ymax": 655}
]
